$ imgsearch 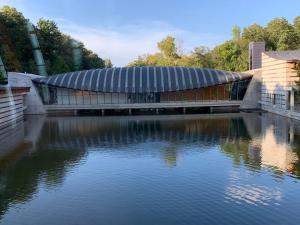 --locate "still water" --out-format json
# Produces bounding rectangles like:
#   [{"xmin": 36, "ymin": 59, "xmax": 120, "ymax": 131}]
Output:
[{"xmin": 0, "ymin": 113, "xmax": 300, "ymax": 225}]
